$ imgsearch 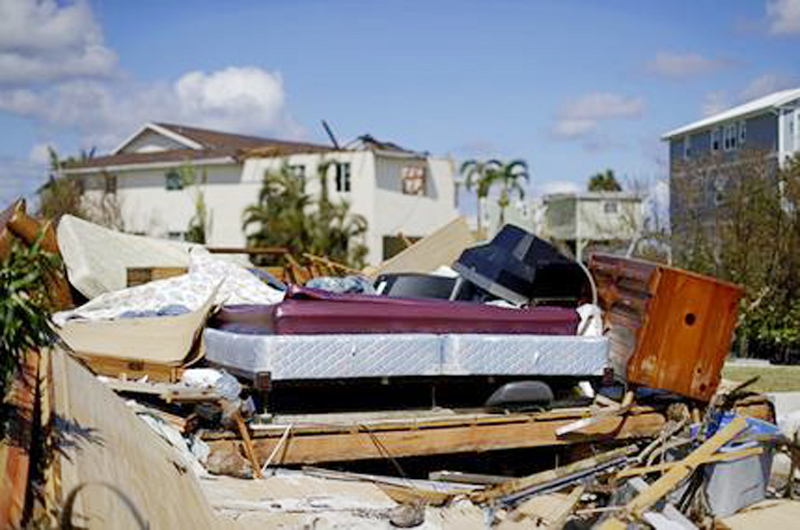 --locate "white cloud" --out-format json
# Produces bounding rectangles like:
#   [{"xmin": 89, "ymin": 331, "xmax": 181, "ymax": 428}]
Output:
[
  {"xmin": 701, "ymin": 90, "xmax": 730, "ymax": 117},
  {"xmin": 0, "ymin": 0, "xmax": 117, "ymax": 85},
  {"xmin": 699, "ymin": 72, "xmax": 798, "ymax": 118},
  {"xmin": 538, "ymin": 180, "xmax": 581, "ymax": 195},
  {"xmin": 0, "ymin": 153, "xmax": 47, "ymax": 205},
  {"xmin": 28, "ymin": 143, "xmax": 53, "ymax": 166},
  {"xmin": 767, "ymin": 0, "xmax": 800, "ymax": 34},
  {"xmin": 0, "ymin": 67, "xmax": 304, "ymax": 149},
  {"xmin": 740, "ymin": 72, "xmax": 797, "ymax": 100},
  {"xmin": 551, "ymin": 92, "xmax": 644, "ymax": 152},
  {"xmin": 645, "ymin": 51, "xmax": 733, "ymax": 78},
  {"xmin": 561, "ymin": 92, "xmax": 644, "ymax": 122}
]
